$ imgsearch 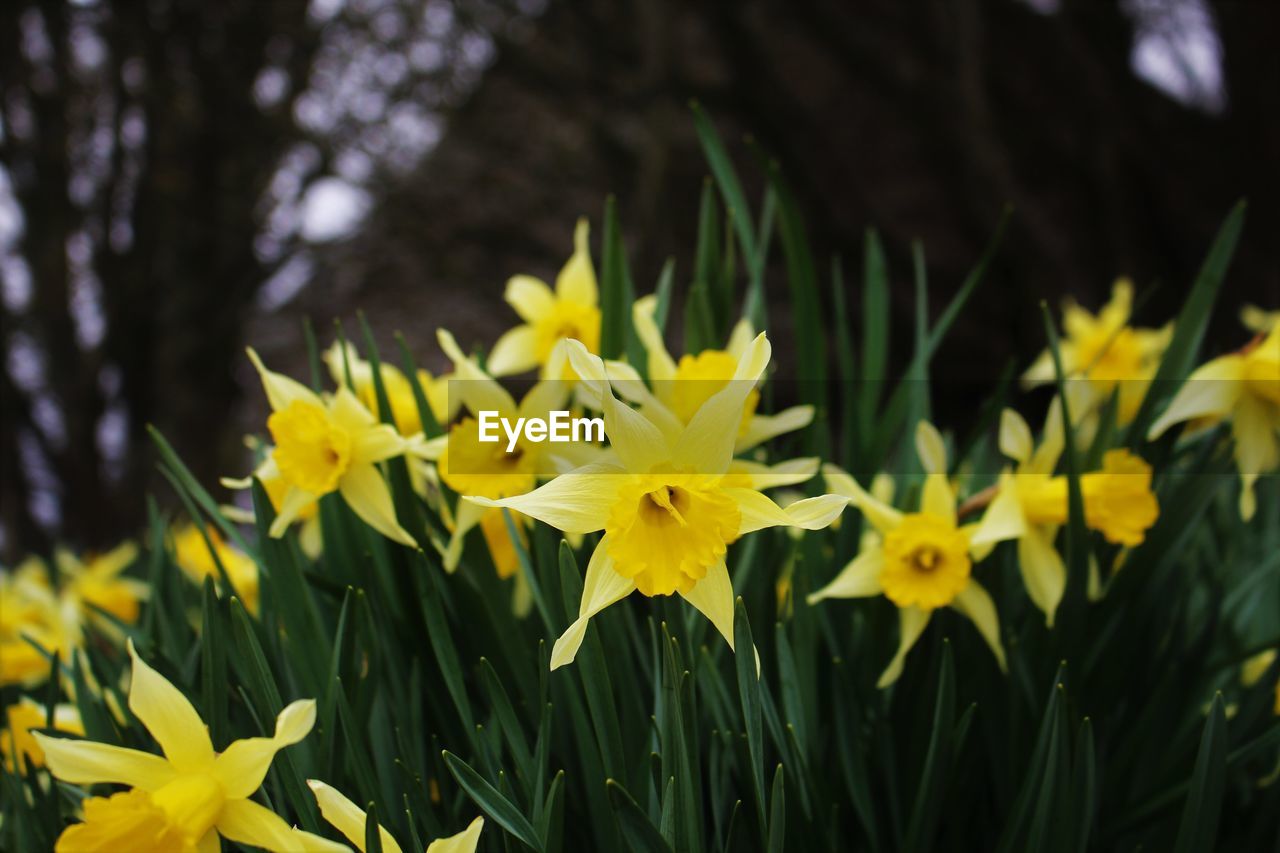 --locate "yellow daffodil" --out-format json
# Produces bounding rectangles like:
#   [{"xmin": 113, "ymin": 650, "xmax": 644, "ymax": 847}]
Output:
[
  {"xmin": 487, "ymin": 218, "xmax": 601, "ymax": 379},
  {"xmin": 809, "ymin": 422, "xmax": 1007, "ymax": 687},
  {"xmin": 222, "ymin": 450, "xmax": 323, "ymax": 558},
  {"xmin": 171, "ymin": 524, "xmax": 260, "ymax": 613},
  {"xmin": 419, "ymin": 329, "xmax": 592, "ymax": 575},
  {"xmin": 972, "ymin": 403, "xmax": 1159, "ymax": 625},
  {"xmin": 467, "ymin": 334, "xmax": 845, "ymax": 669},
  {"xmin": 632, "ymin": 295, "xmax": 814, "ymax": 451},
  {"xmin": 308, "ymin": 780, "xmax": 485, "ymax": 853},
  {"xmin": 246, "ymin": 348, "xmax": 418, "ymax": 546},
  {"xmin": 1023, "ymin": 279, "xmax": 1171, "ymax": 428},
  {"xmin": 3, "ymin": 697, "xmax": 83, "ymax": 772},
  {"xmin": 33, "ymin": 640, "xmax": 334, "ymax": 852},
  {"xmin": 1240, "ymin": 650, "xmax": 1280, "ymax": 716},
  {"xmin": 1147, "ymin": 320, "xmax": 1279, "ymax": 519},
  {"xmin": 1, "ymin": 562, "xmax": 64, "ymax": 686},
  {"xmin": 324, "ymin": 341, "xmax": 456, "ymax": 436},
  {"xmin": 1242, "ymin": 305, "xmax": 1280, "ymax": 335}
]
